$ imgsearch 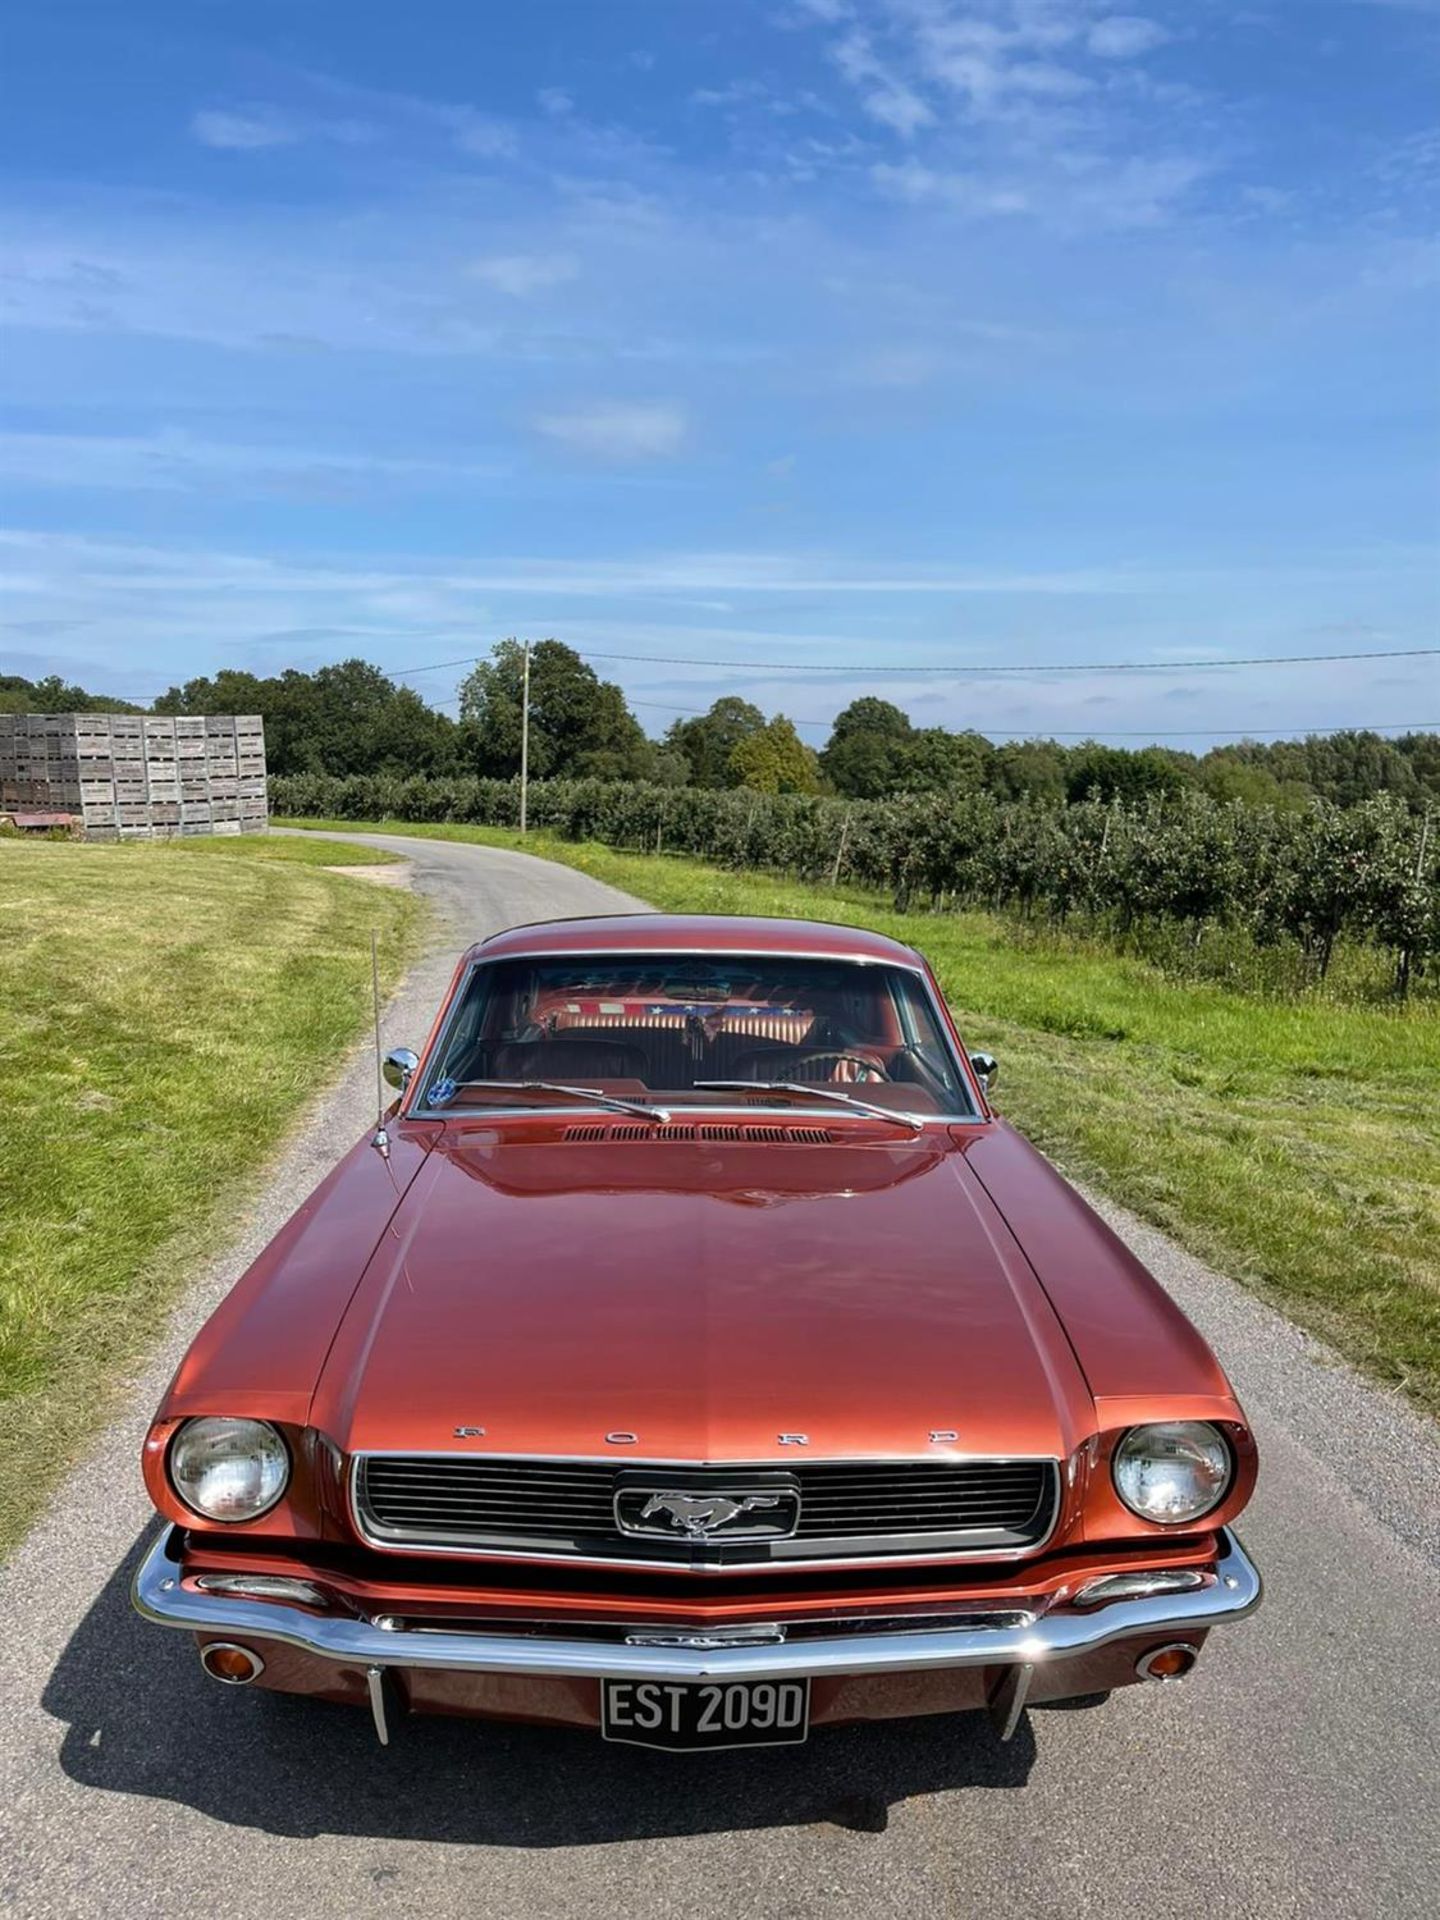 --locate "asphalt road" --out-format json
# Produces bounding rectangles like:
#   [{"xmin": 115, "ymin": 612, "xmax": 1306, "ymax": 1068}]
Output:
[{"xmin": 3, "ymin": 830, "xmax": 1437, "ymax": 1920}]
